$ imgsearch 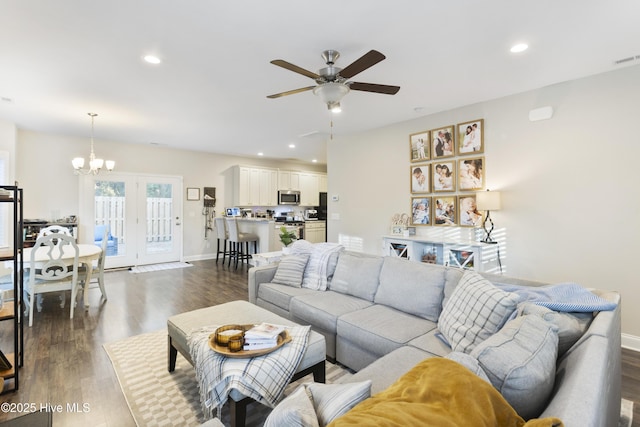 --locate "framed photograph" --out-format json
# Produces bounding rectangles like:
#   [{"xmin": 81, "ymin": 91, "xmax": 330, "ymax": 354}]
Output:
[
  {"xmin": 458, "ymin": 157, "xmax": 485, "ymax": 191},
  {"xmin": 410, "ymin": 197, "xmax": 432, "ymax": 226},
  {"xmin": 432, "ymin": 161, "xmax": 456, "ymax": 192},
  {"xmin": 410, "ymin": 164, "xmax": 430, "ymax": 194},
  {"xmin": 431, "ymin": 125, "xmax": 455, "ymax": 159},
  {"xmin": 186, "ymin": 187, "xmax": 200, "ymax": 201},
  {"xmin": 458, "ymin": 119, "xmax": 484, "ymax": 155},
  {"xmin": 409, "ymin": 131, "xmax": 430, "ymax": 162},
  {"xmin": 434, "ymin": 196, "xmax": 457, "ymax": 226},
  {"xmin": 458, "ymin": 195, "xmax": 484, "ymax": 227}
]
